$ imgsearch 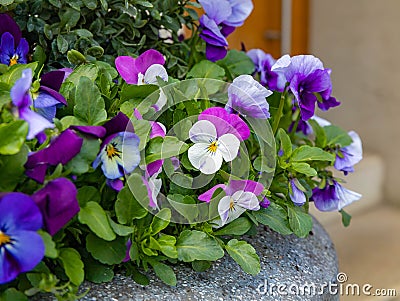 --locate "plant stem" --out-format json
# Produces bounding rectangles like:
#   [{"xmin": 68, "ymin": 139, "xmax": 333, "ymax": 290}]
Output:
[{"xmin": 272, "ymin": 92, "xmax": 286, "ymax": 135}]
